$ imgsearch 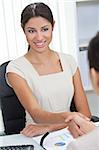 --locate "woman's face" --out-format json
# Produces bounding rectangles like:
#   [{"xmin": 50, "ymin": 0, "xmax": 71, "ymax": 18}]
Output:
[{"xmin": 24, "ymin": 16, "xmax": 53, "ymax": 53}]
